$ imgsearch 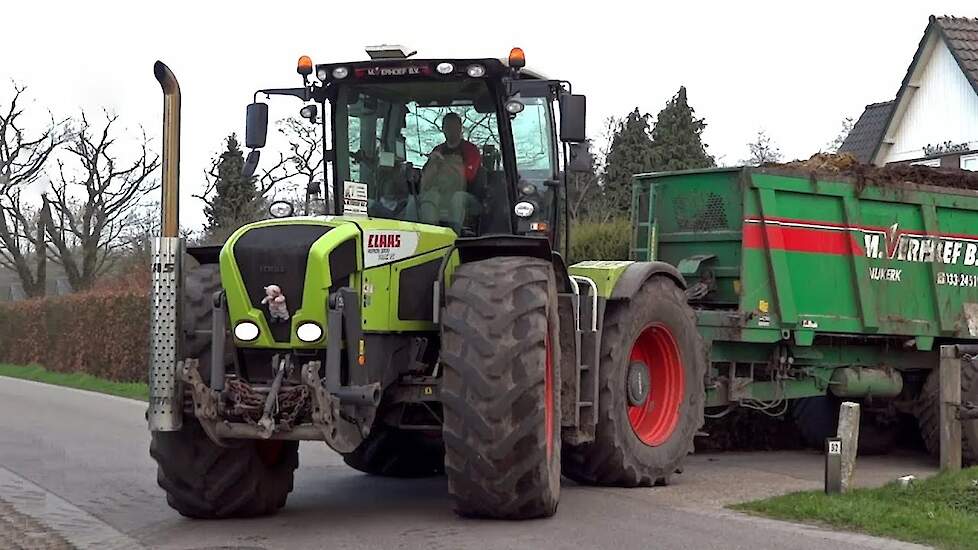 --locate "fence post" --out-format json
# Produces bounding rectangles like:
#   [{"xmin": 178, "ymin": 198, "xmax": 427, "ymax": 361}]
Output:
[{"xmin": 939, "ymin": 345, "xmax": 962, "ymax": 472}]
